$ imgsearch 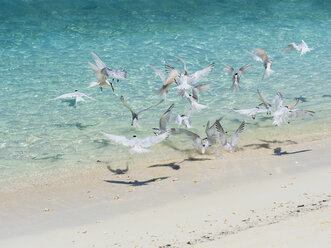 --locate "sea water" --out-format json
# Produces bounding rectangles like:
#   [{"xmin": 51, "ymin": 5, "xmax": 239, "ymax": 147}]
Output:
[{"xmin": 0, "ymin": 0, "xmax": 330, "ymax": 189}]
